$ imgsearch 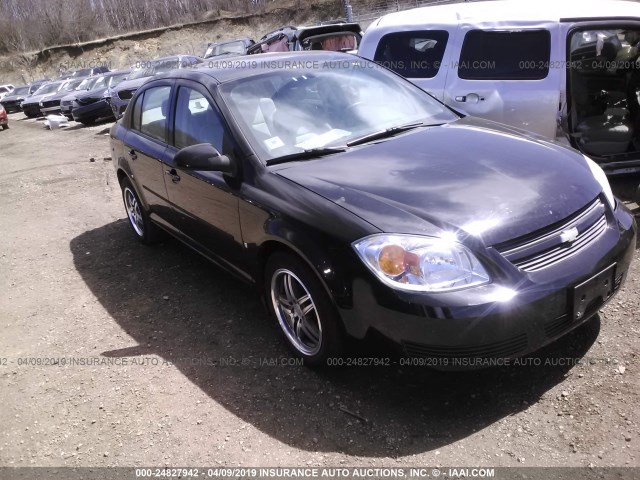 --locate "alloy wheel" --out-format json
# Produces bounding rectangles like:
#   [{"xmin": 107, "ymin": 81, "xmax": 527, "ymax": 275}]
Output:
[{"xmin": 270, "ymin": 268, "xmax": 322, "ymax": 356}]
